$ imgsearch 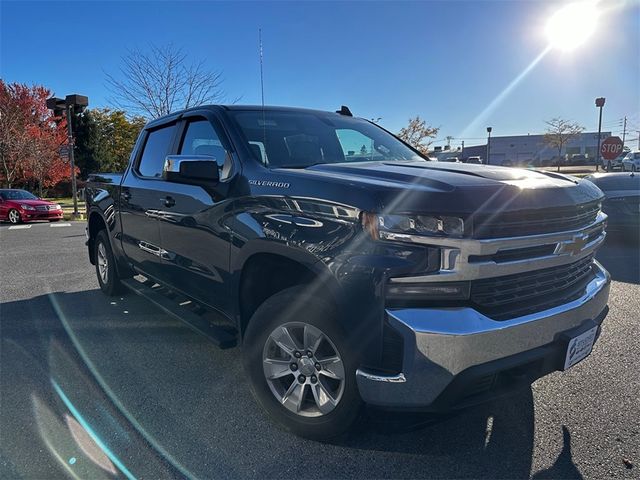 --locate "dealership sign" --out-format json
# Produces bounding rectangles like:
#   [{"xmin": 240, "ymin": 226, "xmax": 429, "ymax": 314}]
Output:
[{"xmin": 600, "ymin": 136, "xmax": 624, "ymax": 161}]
